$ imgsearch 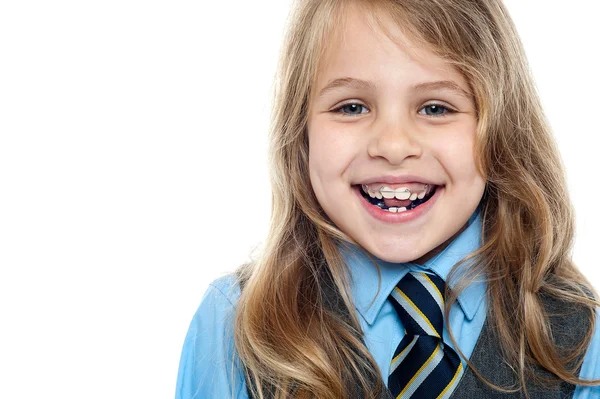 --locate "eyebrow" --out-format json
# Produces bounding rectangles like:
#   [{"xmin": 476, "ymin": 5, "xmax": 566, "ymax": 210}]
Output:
[
  {"xmin": 317, "ymin": 77, "xmax": 472, "ymax": 99},
  {"xmin": 414, "ymin": 80, "xmax": 473, "ymax": 99},
  {"xmin": 318, "ymin": 77, "xmax": 377, "ymax": 98}
]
